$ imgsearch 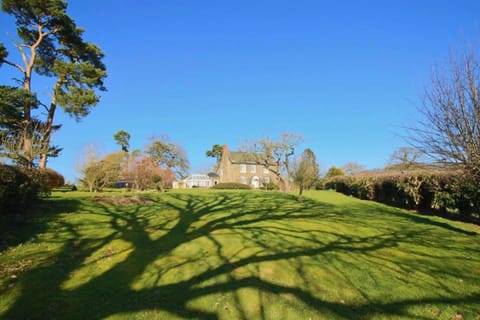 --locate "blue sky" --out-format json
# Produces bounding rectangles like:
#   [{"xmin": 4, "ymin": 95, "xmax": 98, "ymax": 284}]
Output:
[{"xmin": 1, "ymin": 0, "xmax": 479, "ymax": 182}]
